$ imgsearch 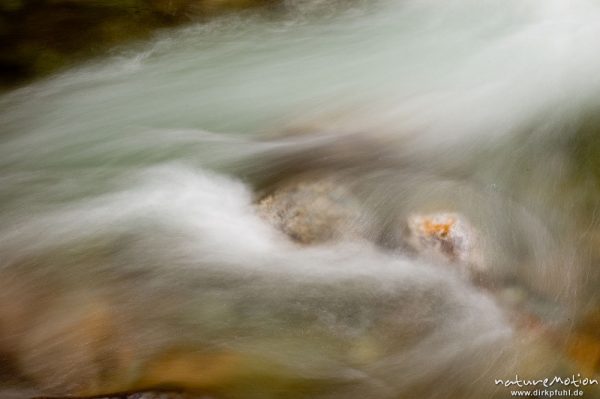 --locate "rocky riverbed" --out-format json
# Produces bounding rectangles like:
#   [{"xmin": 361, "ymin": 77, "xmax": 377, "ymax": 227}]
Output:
[{"xmin": 2, "ymin": 0, "xmax": 600, "ymax": 397}]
